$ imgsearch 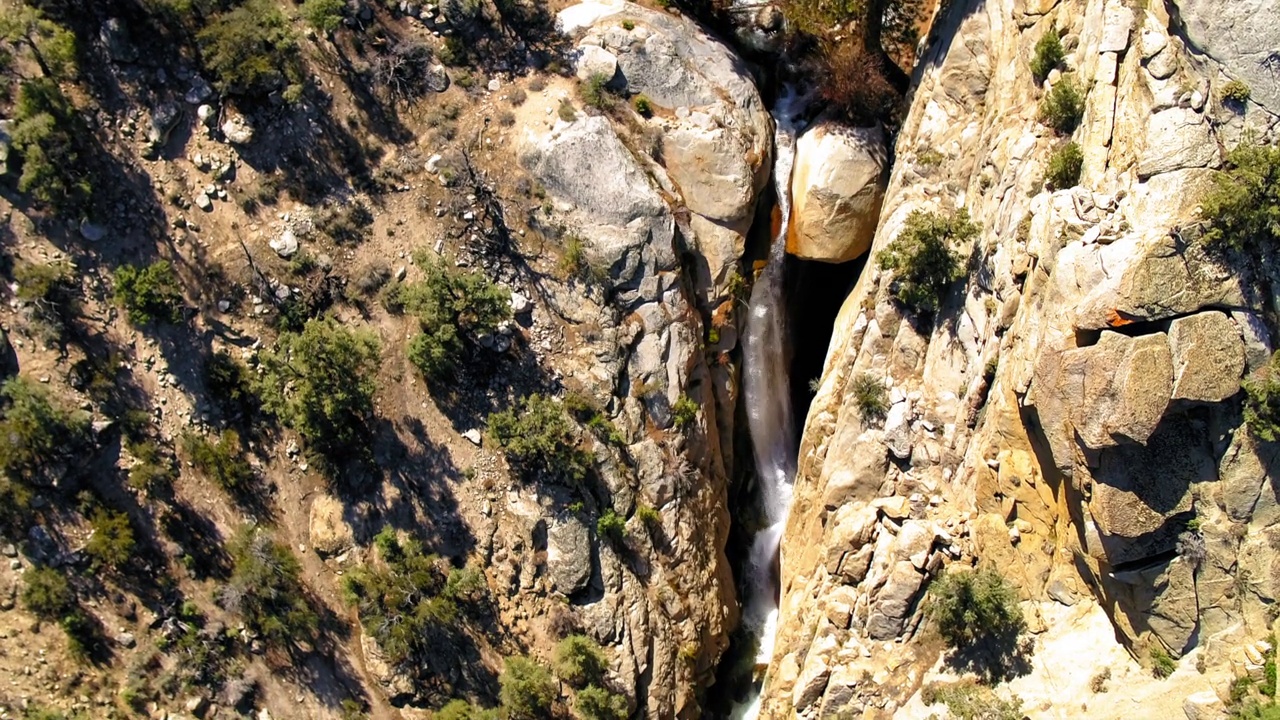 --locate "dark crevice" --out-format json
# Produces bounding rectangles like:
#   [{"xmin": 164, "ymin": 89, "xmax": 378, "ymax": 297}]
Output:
[{"xmin": 786, "ymin": 254, "xmax": 868, "ymax": 435}]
